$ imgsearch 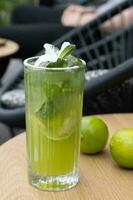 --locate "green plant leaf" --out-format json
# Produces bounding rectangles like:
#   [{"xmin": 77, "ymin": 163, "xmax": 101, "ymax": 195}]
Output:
[
  {"xmin": 59, "ymin": 44, "xmax": 76, "ymax": 59},
  {"xmin": 47, "ymin": 58, "xmax": 67, "ymax": 68}
]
